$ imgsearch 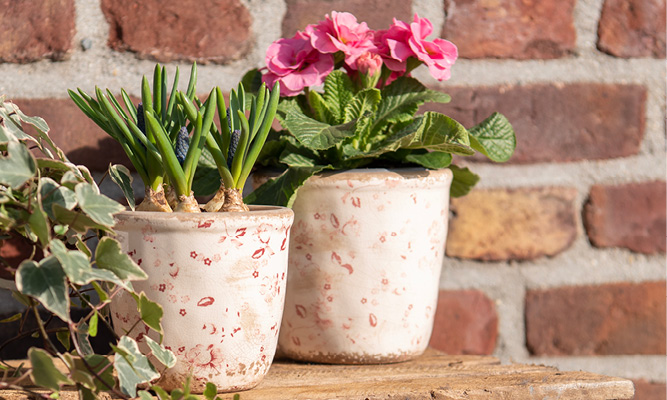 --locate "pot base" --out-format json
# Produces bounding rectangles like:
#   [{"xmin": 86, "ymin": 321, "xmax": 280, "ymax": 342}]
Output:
[{"xmin": 280, "ymin": 348, "xmax": 423, "ymax": 365}]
